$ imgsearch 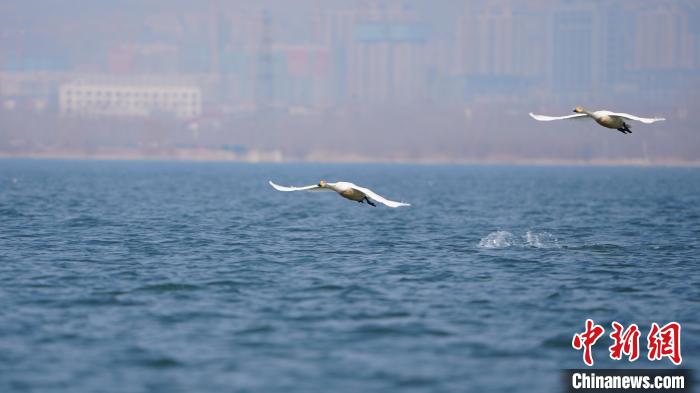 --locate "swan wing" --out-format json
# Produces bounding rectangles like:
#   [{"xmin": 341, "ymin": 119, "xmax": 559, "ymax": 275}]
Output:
[
  {"xmin": 268, "ymin": 181, "xmax": 332, "ymax": 192},
  {"xmin": 350, "ymin": 184, "xmax": 410, "ymax": 208},
  {"xmin": 529, "ymin": 112, "xmax": 589, "ymax": 121},
  {"xmin": 609, "ymin": 112, "xmax": 666, "ymax": 124}
]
